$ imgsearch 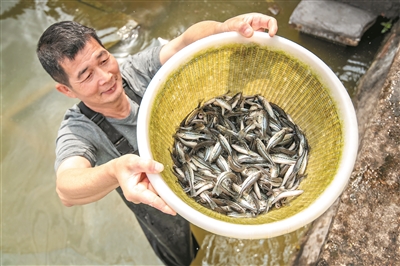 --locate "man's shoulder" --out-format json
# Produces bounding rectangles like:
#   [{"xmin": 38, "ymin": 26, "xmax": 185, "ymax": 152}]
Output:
[
  {"xmin": 119, "ymin": 45, "xmax": 163, "ymax": 99},
  {"xmin": 62, "ymin": 104, "xmax": 84, "ymax": 120},
  {"xmin": 59, "ymin": 104, "xmax": 93, "ymax": 129},
  {"xmin": 119, "ymin": 45, "xmax": 163, "ymax": 78}
]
